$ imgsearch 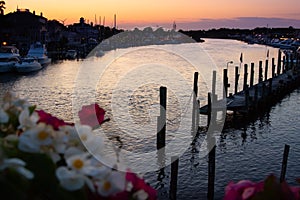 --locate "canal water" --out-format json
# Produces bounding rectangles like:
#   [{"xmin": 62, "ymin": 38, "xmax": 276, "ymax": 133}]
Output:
[{"xmin": 1, "ymin": 39, "xmax": 299, "ymax": 199}]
